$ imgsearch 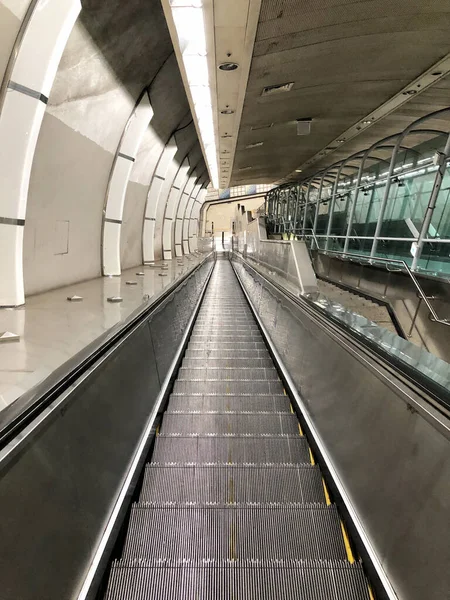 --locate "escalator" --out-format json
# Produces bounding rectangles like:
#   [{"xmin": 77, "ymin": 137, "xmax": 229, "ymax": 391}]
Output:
[{"xmin": 103, "ymin": 257, "xmax": 372, "ymax": 599}]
